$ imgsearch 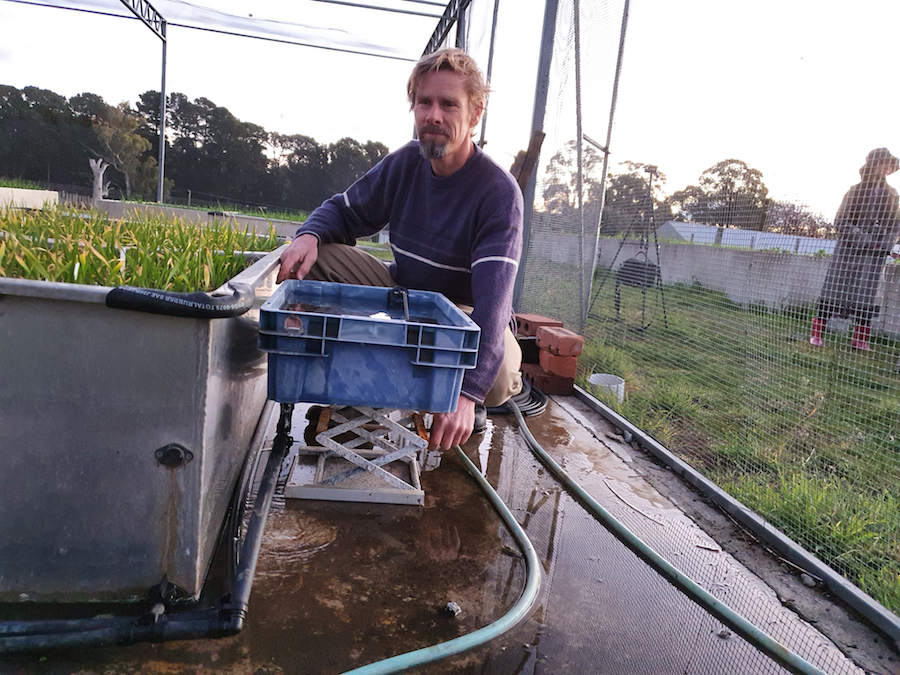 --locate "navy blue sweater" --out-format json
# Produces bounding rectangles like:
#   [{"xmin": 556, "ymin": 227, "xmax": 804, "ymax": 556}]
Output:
[{"xmin": 296, "ymin": 141, "xmax": 523, "ymax": 403}]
